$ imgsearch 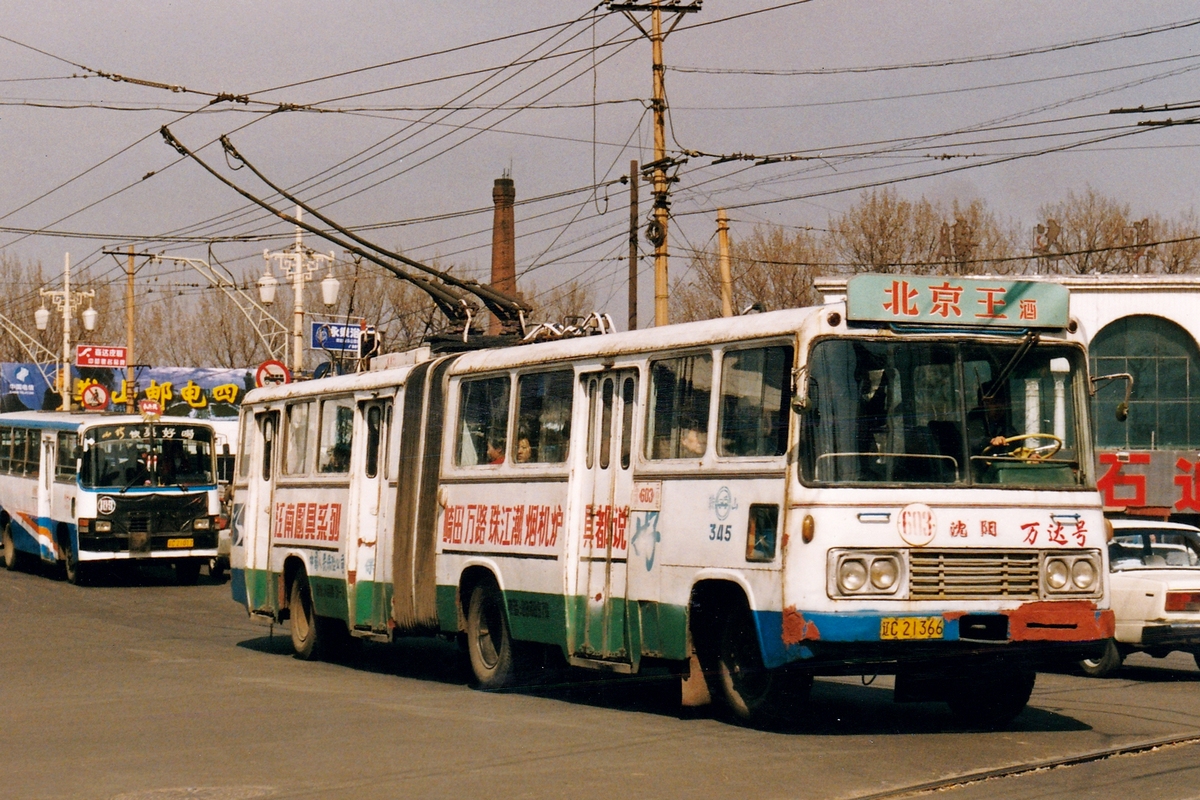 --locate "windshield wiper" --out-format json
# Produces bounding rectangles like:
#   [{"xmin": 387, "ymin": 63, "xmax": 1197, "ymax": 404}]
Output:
[{"xmin": 983, "ymin": 332, "xmax": 1039, "ymax": 400}]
